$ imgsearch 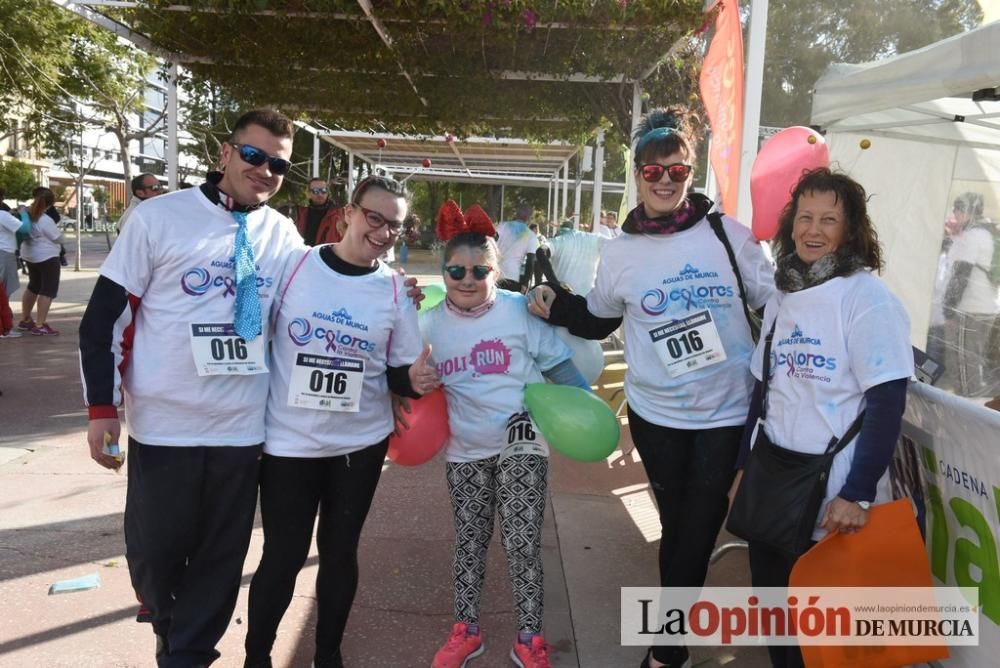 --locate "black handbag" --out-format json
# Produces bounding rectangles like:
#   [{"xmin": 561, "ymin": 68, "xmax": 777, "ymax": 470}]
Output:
[{"xmin": 726, "ymin": 320, "xmax": 864, "ymax": 557}]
